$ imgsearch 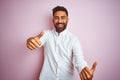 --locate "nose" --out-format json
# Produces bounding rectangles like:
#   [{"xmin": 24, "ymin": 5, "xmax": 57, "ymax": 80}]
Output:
[{"xmin": 58, "ymin": 18, "xmax": 62, "ymax": 23}]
